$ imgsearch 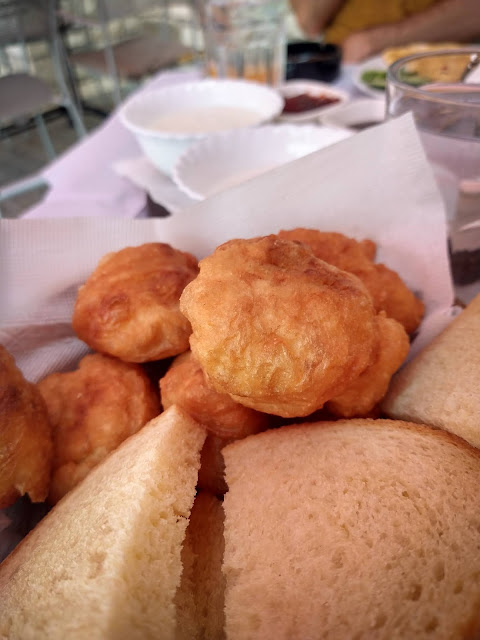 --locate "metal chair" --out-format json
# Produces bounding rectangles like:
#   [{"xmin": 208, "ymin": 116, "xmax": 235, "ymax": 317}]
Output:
[
  {"xmin": 0, "ymin": 0, "xmax": 86, "ymax": 216},
  {"xmin": 59, "ymin": 0, "xmax": 201, "ymax": 108},
  {"xmin": 0, "ymin": 0, "xmax": 86, "ymax": 157}
]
